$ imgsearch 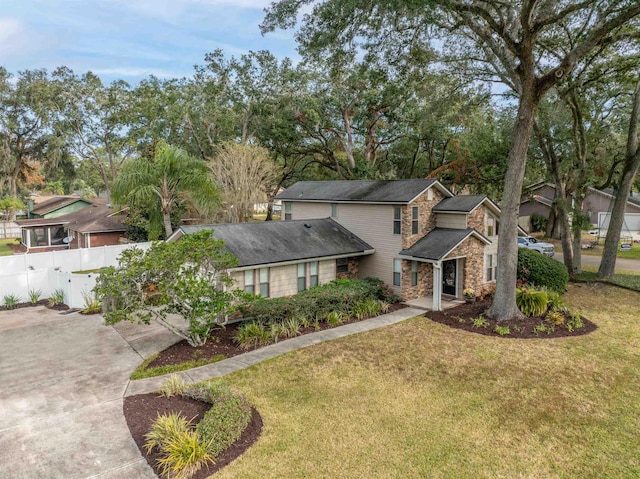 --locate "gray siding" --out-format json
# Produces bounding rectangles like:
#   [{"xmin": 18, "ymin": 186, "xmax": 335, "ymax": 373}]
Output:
[
  {"xmin": 291, "ymin": 201, "xmax": 401, "ymax": 292},
  {"xmin": 436, "ymin": 213, "xmax": 467, "ymax": 229}
]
